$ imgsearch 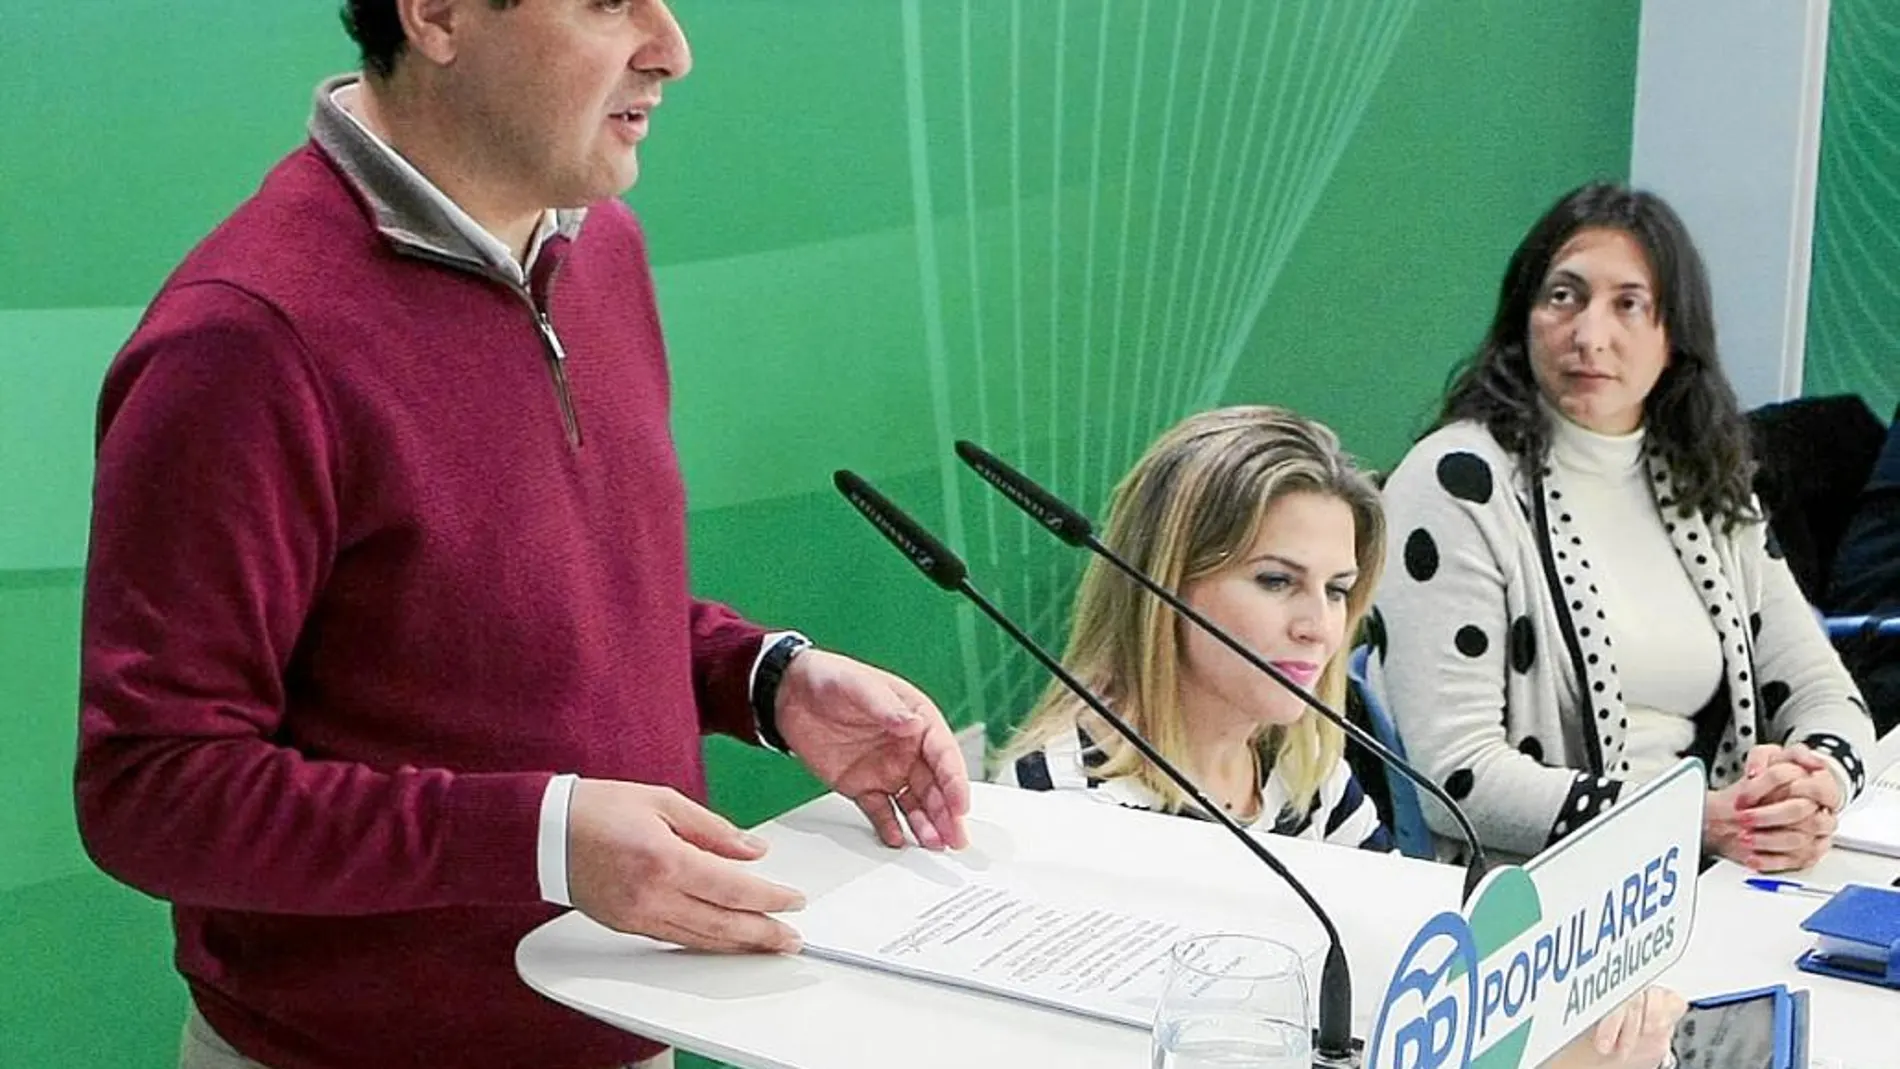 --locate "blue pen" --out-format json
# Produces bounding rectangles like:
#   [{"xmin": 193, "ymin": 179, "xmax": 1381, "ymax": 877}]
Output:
[{"xmin": 1744, "ymin": 877, "xmax": 1838, "ymax": 899}]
